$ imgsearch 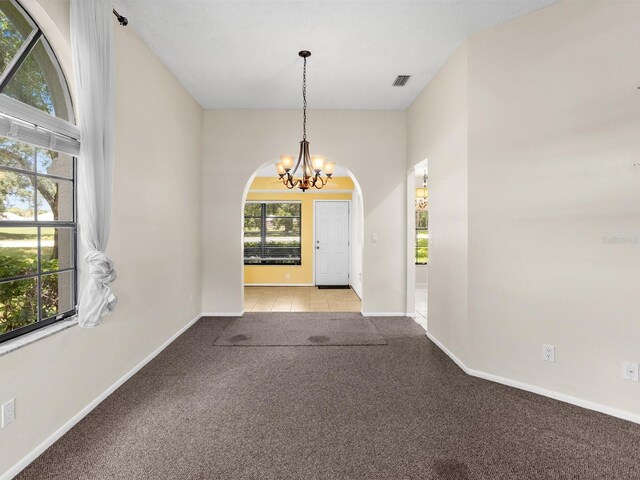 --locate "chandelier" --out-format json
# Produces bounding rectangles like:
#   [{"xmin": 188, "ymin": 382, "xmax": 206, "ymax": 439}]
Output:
[
  {"xmin": 415, "ymin": 170, "xmax": 428, "ymax": 212},
  {"xmin": 276, "ymin": 51, "xmax": 334, "ymax": 192}
]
